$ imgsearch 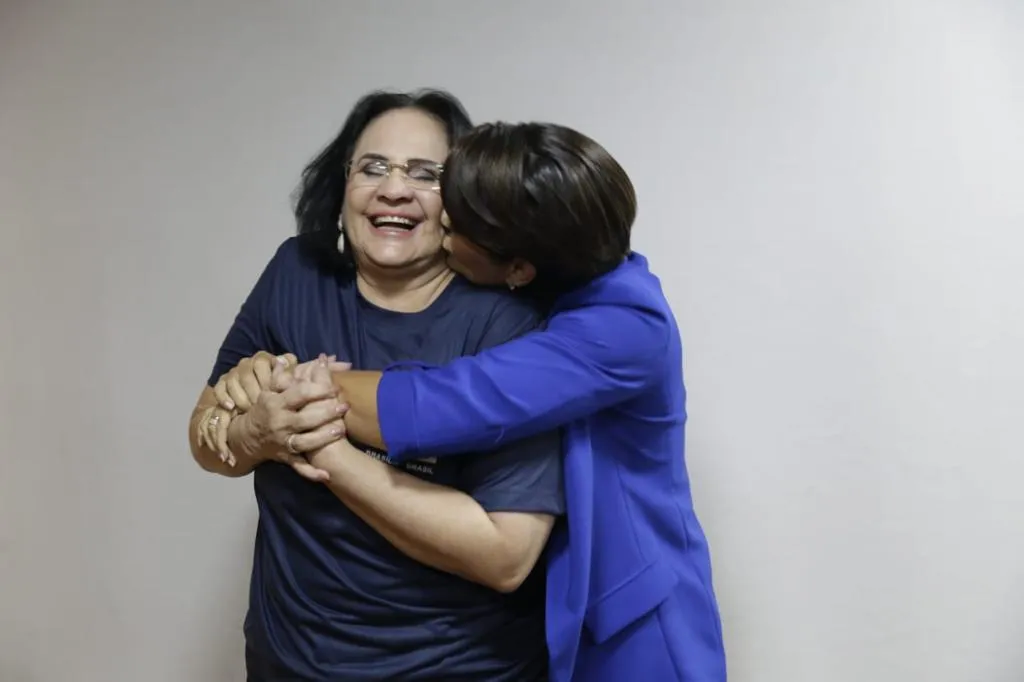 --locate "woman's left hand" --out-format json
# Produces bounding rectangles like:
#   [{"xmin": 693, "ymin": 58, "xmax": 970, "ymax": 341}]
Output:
[{"xmin": 197, "ymin": 404, "xmax": 237, "ymax": 465}]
